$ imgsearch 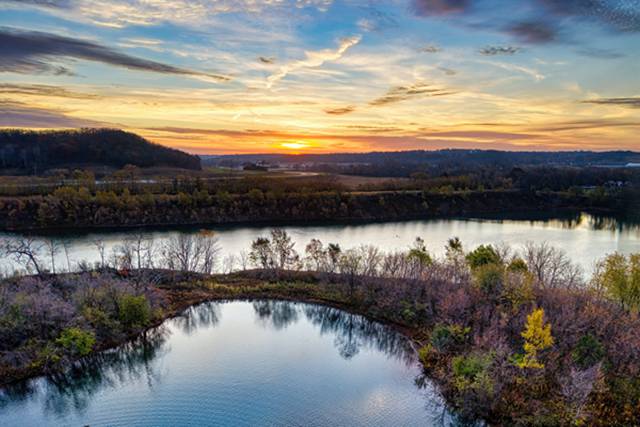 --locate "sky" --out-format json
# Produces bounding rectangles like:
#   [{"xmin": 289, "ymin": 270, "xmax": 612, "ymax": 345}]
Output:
[{"xmin": 0, "ymin": 0, "xmax": 639, "ymax": 154}]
